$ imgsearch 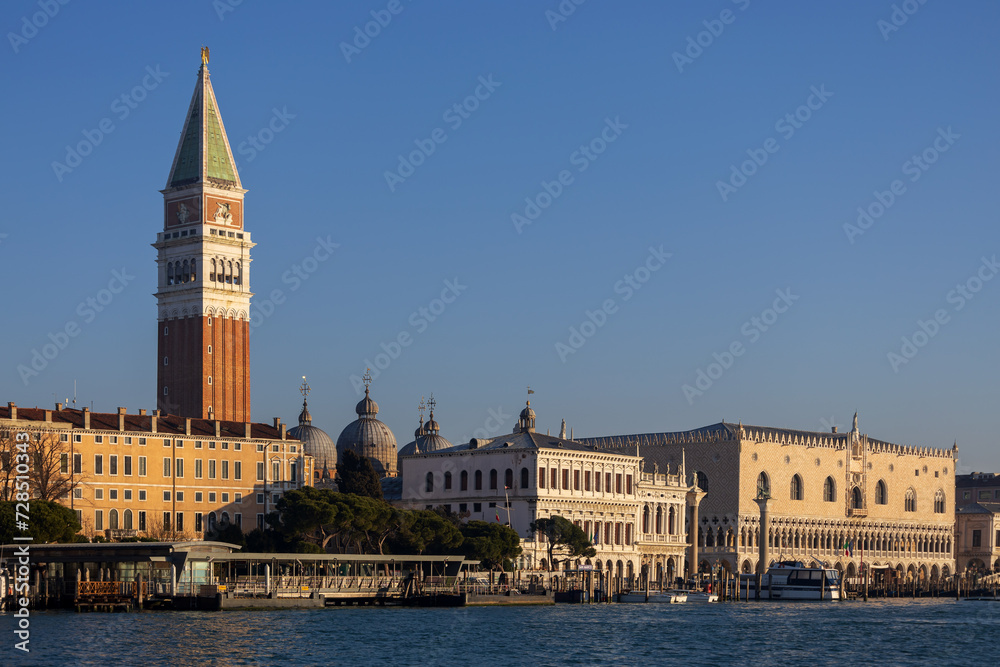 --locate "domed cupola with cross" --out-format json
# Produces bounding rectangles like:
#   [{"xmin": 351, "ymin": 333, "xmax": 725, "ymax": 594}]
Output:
[
  {"xmin": 397, "ymin": 395, "xmax": 453, "ymax": 471},
  {"xmin": 286, "ymin": 377, "xmax": 336, "ymax": 483},
  {"xmin": 336, "ymin": 370, "xmax": 398, "ymax": 477}
]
